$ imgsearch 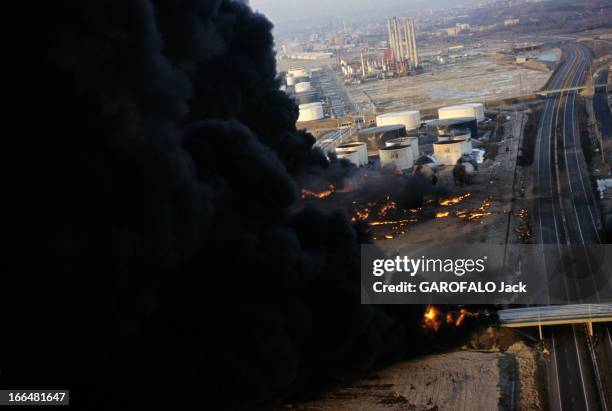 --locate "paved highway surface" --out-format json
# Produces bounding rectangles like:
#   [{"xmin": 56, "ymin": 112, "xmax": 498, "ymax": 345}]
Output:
[{"xmin": 532, "ymin": 43, "xmax": 611, "ymax": 411}]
